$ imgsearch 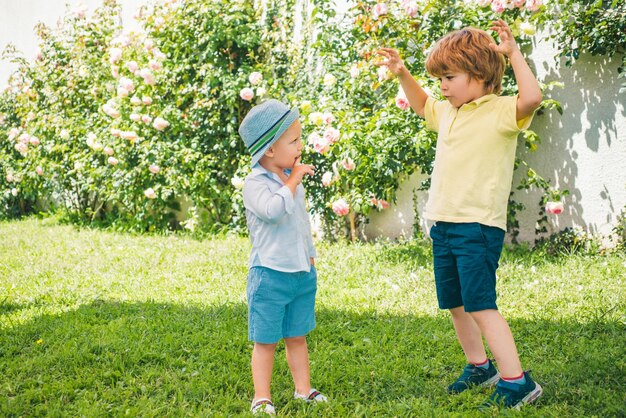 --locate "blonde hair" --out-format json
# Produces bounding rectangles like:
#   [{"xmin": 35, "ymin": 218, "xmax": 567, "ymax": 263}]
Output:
[{"xmin": 425, "ymin": 27, "xmax": 506, "ymax": 95}]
